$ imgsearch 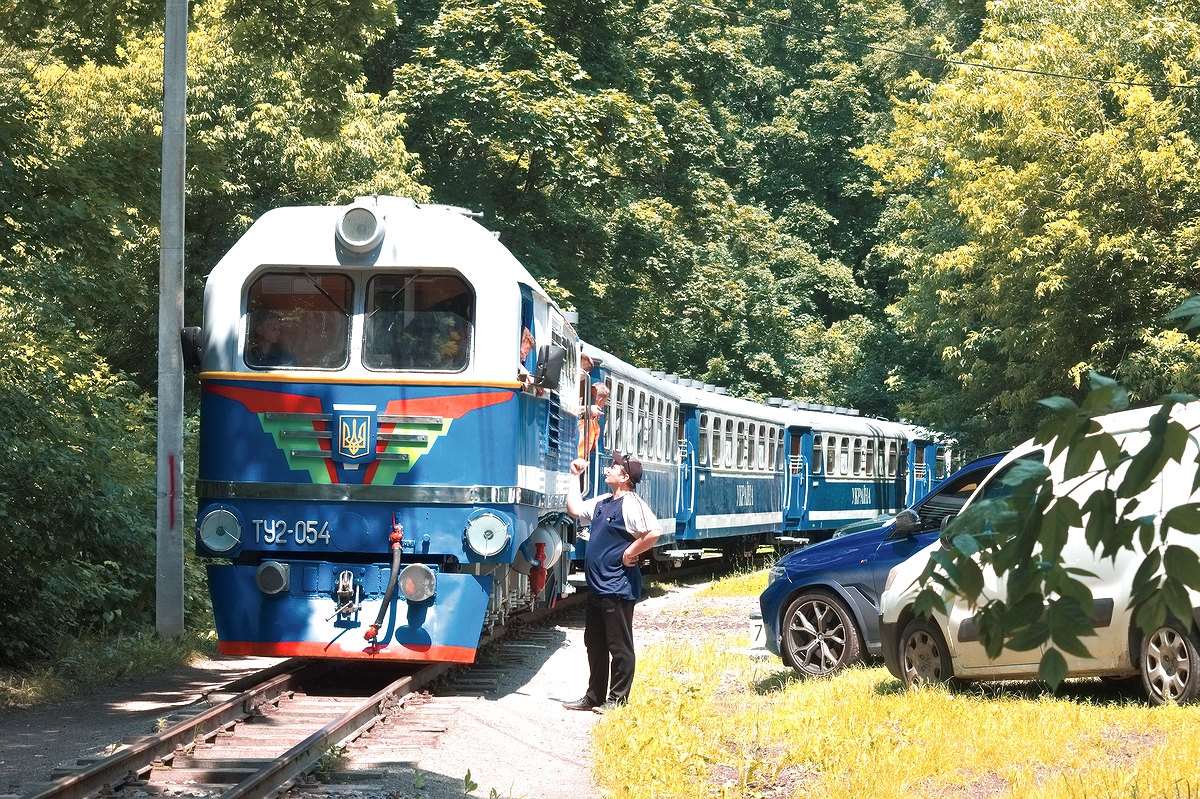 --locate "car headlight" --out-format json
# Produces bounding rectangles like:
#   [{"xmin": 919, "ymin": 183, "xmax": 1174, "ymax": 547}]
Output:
[
  {"xmin": 767, "ymin": 564, "xmax": 787, "ymax": 586},
  {"xmin": 884, "ymin": 565, "xmax": 899, "ymax": 592}
]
